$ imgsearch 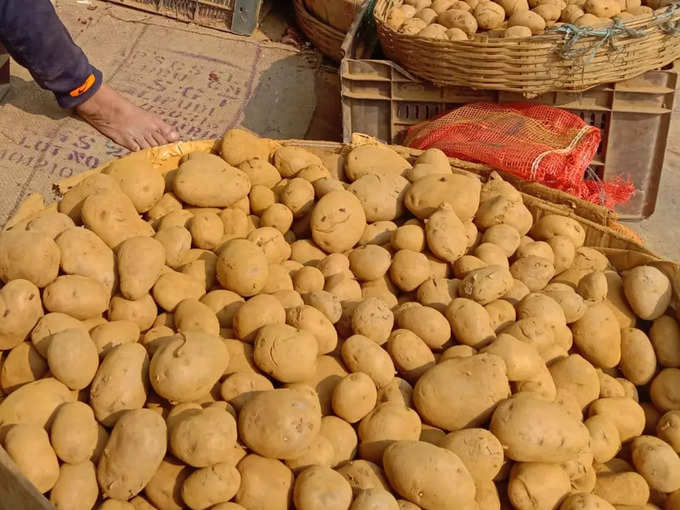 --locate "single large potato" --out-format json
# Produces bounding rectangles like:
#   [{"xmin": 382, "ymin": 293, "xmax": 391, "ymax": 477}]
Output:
[
  {"xmin": 571, "ymin": 301, "xmax": 621, "ymax": 369},
  {"xmin": 383, "ymin": 440, "xmax": 476, "ymax": 510},
  {"xmin": 293, "ymin": 465, "xmax": 353, "ymax": 510},
  {"xmin": 253, "ymin": 324, "xmax": 318, "ymax": 383},
  {"xmin": 0, "ymin": 377, "xmax": 74, "ymax": 429},
  {"xmin": 0, "ymin": 341, "xmax": 47, "ymax": 393},
  {"xmin": 405, "ymin": 173, "xmax": 481, "ymax": 222},
  {"xmin": 56, "ymin": 227, "xmax": 116, "ymax": 294},
  {"xmin": 49, "ymin": 460, "xmax": 99, "ymax": 510},
  {"xmin": 238, "ymin": 388, "xmax": 322, "ymax": 460},
  {"xmin": 235, "ymin": 454, "xmax": 295, "ymax": 510},
  {"xmin": 43, "ymin": 275, "xmax": 109, "ymax": 320},
  {"xmin": 47, "ymin": 328, "xmax": 98, "ymax": 390},
  {"xmin": 3, "ymin": 423, "xmax": 60, "ymax": 493},
  {"xmin": 117, "ymin": 236, "xmax": 166, "ymax": 300},
  {"xmin": 490, "ymin": 393, "xmax": 590, "ymax": 462},
  {"xmin": 143, "ymin": 457, "xmax": 191, "ymax": 510},
  {"xmin": 89, "ymin": 343, "xmax": 149, "ymax": 426},
  {"xmin": 174, "ymin": 154, "xmax": 250, "ymax": 207},
  {"xmin": 311, "ymin": 191, "xmax": 367, "ymax": 253},
  {"xmin": 103, "ymin": 158, "xmax": 165, "ymax": 213},
  {"xmin": 216, "ymin": 239, "xmax": 270, "ymax": 297},
  {"xmin": 345, "ymin": 145, "xmax": 412, "ymax": 181},
  {"xmin": 81, "ymin": 191, "xmax": 153, "ymax": 249},
  {"xmin": 623, "ymin": 265, "xmax": 672, "ymax": 320},
  {"xmin": 220, "ymin": 129, "xmax": 271, "ymax": 166},
  {"xmin": 0, "ymin": 279, "xmax": 44, "ymax": 350},
  {"xmin": 358, "ymin": 402, "xmax": 422, "ymax": 463},
  {"xmin": 97, "ymin": 409, "xmax": 167, "ymax": 500},
  {"xmin": 0, "ymin": 230, "xmax": 60, "ymax": 287},
  {"xmin": 439, "ymin": 428, "xmax": 504, "ymax": 484},
  {"xmin": 50, "ymin": 401, "xmax": 99, "ymax": 464},
  {"xmin": 149, "ymin": 331, "xmax": 228, "ymax": 403},
  {"xmin": 414, "ymin": 354, "xmax": 510, "ymax": 431}
]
